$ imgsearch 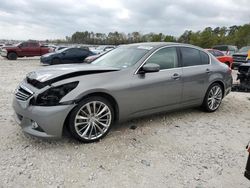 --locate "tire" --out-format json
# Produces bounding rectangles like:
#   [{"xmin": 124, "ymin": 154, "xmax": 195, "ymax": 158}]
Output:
[
  {"xmin": 51, "ymin": 58, "xmax": 61, "ymax": 65},
  {"xmin": 68, "ymin": 96, "xmax": 114, "ymax": 143},
  {"xmin": 202, "ymin": 83, "xmax": 223, "ymax": 112},
  {"xmin": 7, "ymin": 52, "xmax": 17, "ymax": 60}
]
